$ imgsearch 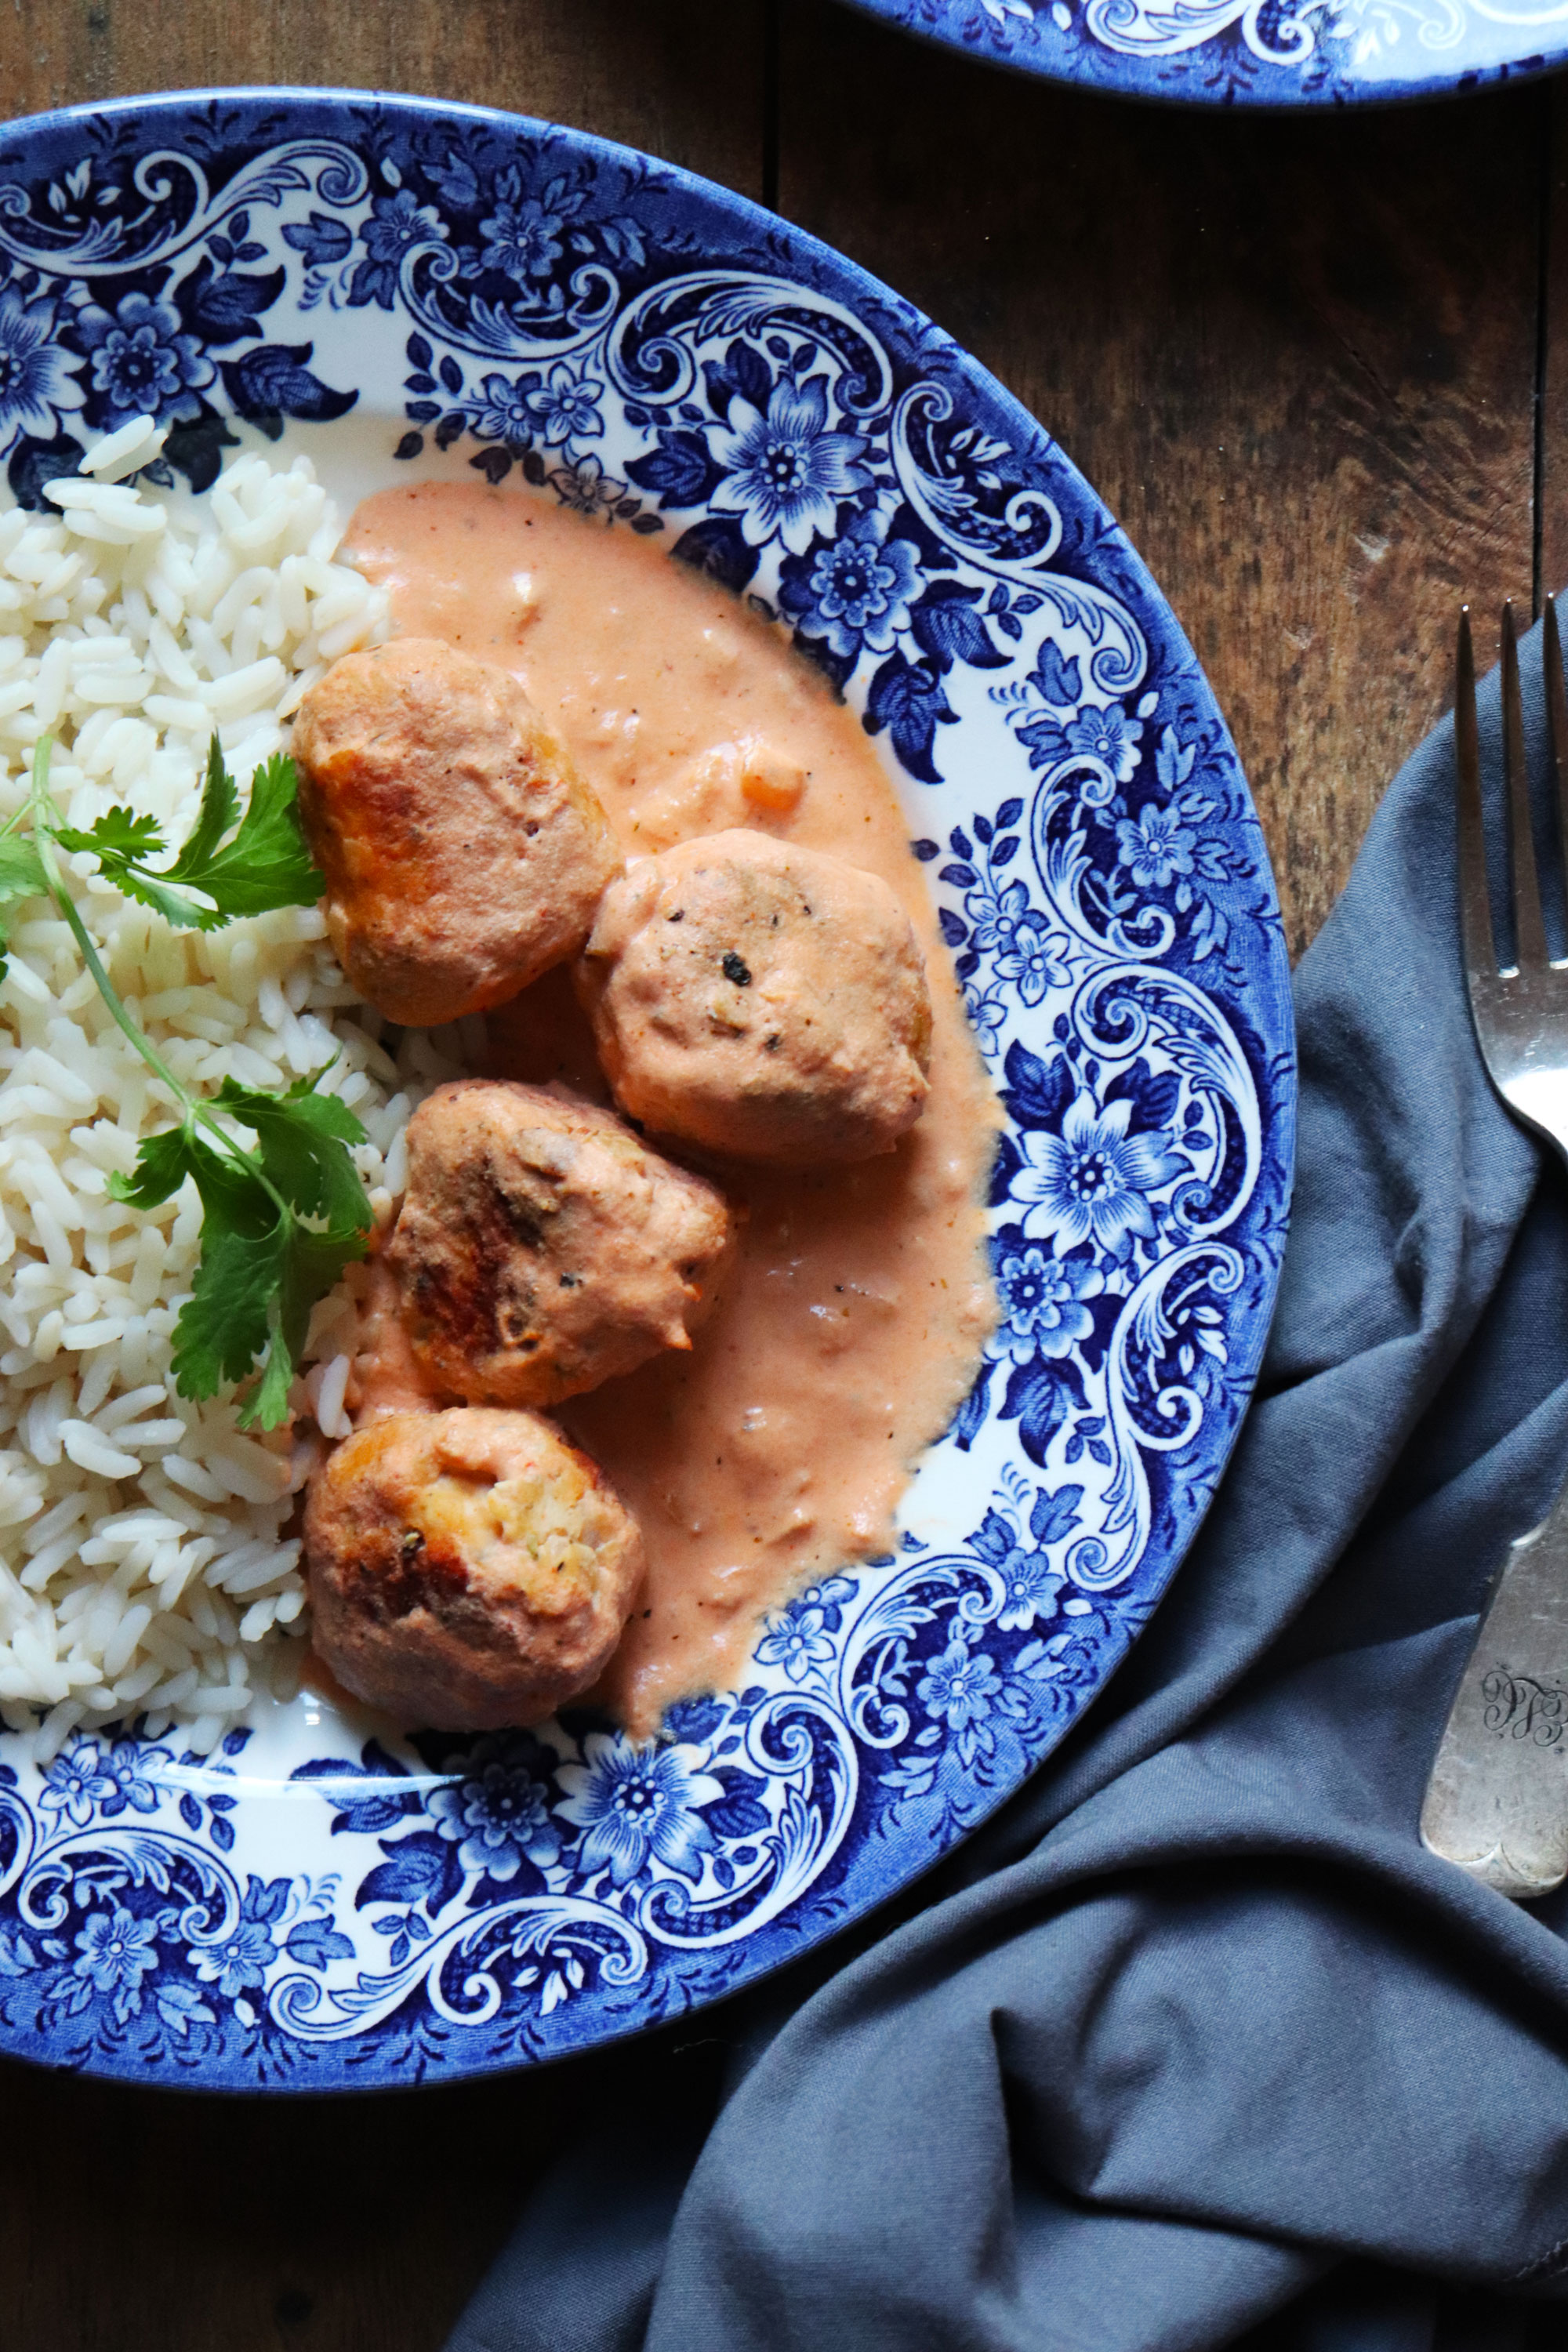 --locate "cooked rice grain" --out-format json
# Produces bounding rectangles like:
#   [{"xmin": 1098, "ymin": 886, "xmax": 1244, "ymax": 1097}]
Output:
[{"xmin": 0, "ymin": 431, "xmax": 470, "ymax": 1762}]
